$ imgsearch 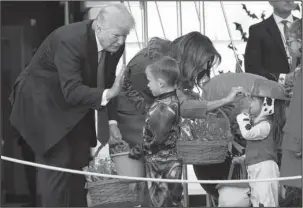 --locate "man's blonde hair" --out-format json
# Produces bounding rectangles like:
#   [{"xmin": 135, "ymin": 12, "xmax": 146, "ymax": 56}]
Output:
[{"xmin": 94, "ymin": 3, "xmax": 135, "ymax": 34}]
